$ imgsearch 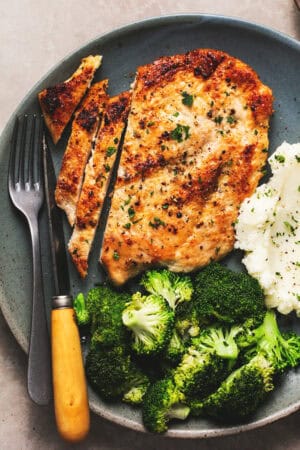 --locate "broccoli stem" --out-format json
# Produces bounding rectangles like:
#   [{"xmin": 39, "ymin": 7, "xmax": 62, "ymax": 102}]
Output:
[{"xmin": 167, "ymin": 404, "xmax": 190, "ymax": 420}]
